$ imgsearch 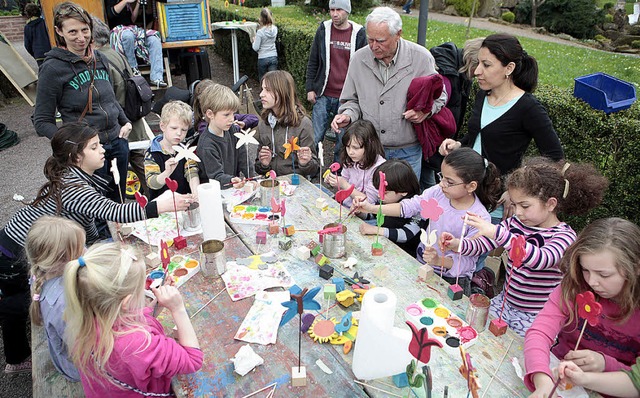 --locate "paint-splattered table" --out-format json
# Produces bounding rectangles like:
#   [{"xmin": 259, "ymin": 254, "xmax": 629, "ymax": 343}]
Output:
[{"xmin": 226, "ymin": 175, "xmax": 602, "ymax": 398}]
